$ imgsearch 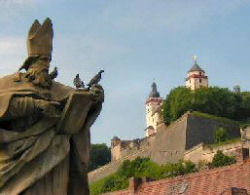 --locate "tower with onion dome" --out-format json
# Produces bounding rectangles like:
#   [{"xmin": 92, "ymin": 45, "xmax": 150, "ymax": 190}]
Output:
[
  {"xmin": 145, "ymin": 82, "xmax": 164, "ymax": 137},
  {"xmin": 186, "ymin": 55, "xmax": 208, "ymax": 90}
]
